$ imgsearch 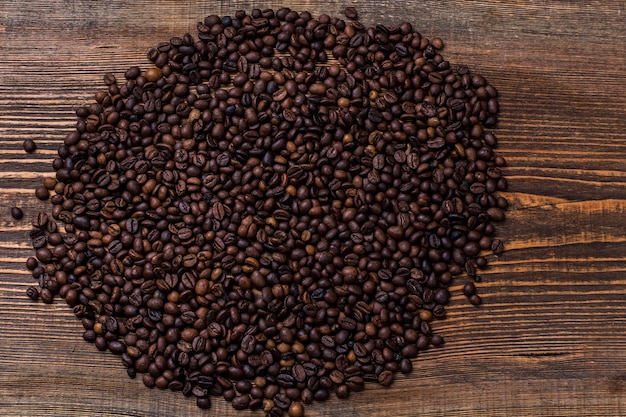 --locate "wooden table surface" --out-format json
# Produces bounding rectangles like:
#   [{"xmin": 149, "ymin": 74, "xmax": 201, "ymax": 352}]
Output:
[{"xmin": 1, "ymin": 1, "xmax": 626, "ymax": 416}]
